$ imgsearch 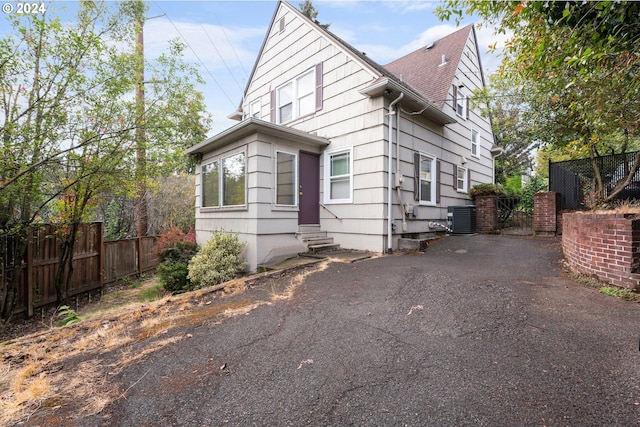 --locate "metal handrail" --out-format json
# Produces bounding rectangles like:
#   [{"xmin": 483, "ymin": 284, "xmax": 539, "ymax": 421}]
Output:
[{"xmin": 319, "ymin": 203, "xmax": 341, "ymax": 220}]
